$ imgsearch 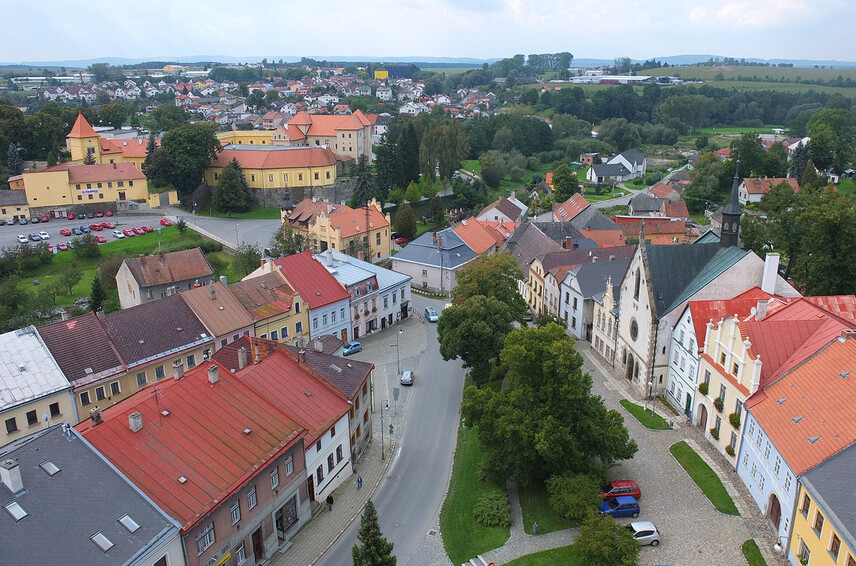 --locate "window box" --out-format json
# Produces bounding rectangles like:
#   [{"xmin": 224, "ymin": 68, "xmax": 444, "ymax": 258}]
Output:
[
  {"xmin": 698, "ymin": 382, "xmax": 709, "ymax": 396},
  {"xmin": 713, "ymin": 397, "xmax": 724, "ymax": 413},
  {"xmin": 725, "ymin": 445, "xmax": 735, "ymax": 456},
  {"xmin": 729, "ymin": 412, "xmax": 741, "ymax": 429},
  {"xmin": 709, "ymin": 427, "xmax": 719, "ymax": 440}
]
